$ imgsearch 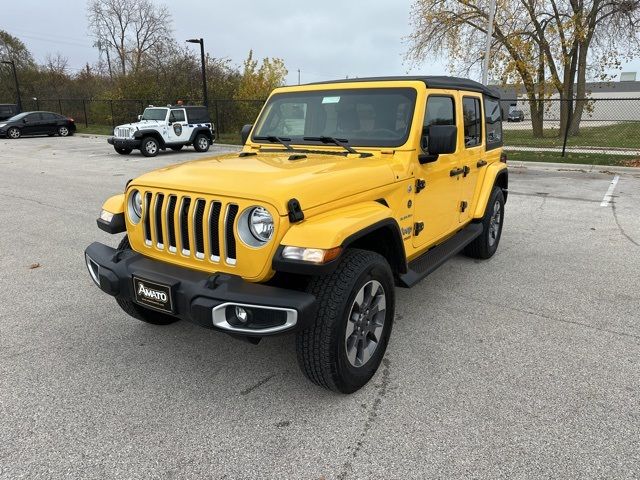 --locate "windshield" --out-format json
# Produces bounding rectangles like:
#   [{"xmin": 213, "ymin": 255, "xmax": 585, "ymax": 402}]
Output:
[
  {"xmin": 4, "ymin": 112, "xmax": 28, "ymax": 122},
  {"xmin": 253, "ymin": 88, "xmax": 417, "ymax": 148},
  {"xmin": 141, "ymin": 108, "xmax": 168, "ymax": 121}
]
